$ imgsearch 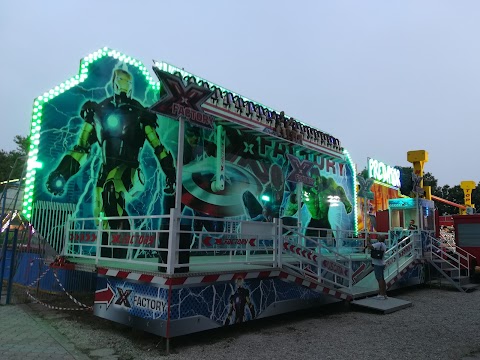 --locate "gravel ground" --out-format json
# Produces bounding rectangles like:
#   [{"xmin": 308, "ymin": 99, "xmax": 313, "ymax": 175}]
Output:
[{"xmin": 30, "ymin": 285, "xmax": 480, "ymax": 360}]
